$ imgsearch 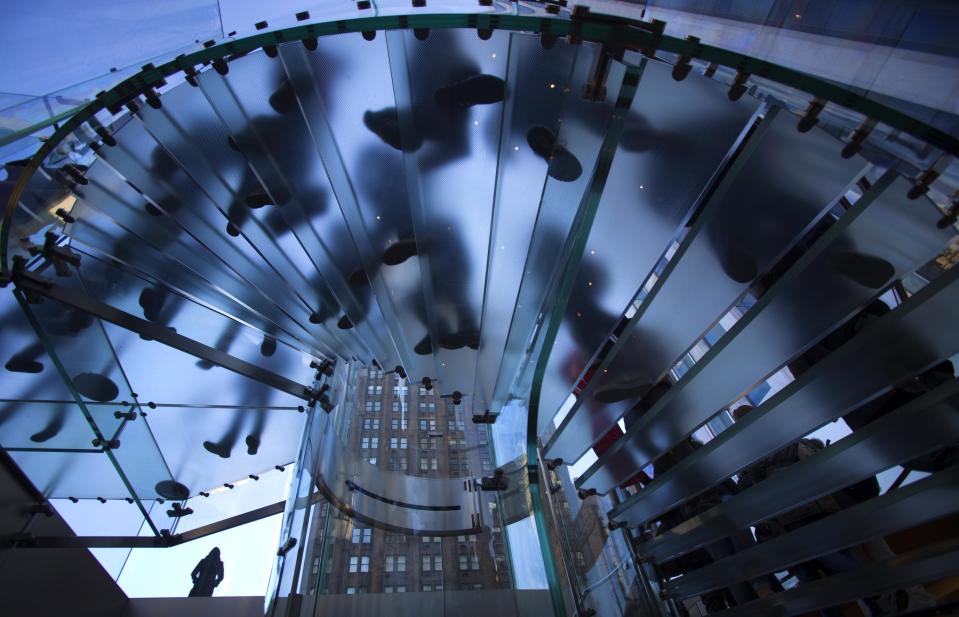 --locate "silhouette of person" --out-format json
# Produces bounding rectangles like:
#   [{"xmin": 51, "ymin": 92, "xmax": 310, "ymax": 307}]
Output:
[{"xmin": 189, "ymin": 547, "xmax": 224, "ymax": 597}]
